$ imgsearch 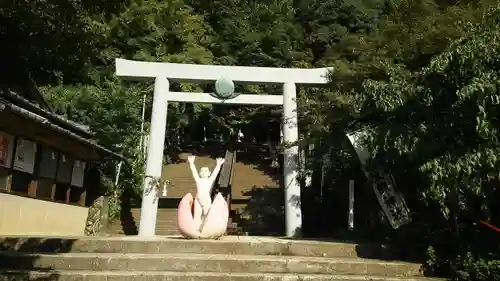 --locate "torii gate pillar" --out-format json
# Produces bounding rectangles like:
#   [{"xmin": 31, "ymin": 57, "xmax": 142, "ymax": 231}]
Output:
[
  {"xmin": 138, "ymin": 77, "xmax": 169, "ymax": 236},
  {"xmin": 282, "ymin": 82, "xmax": 301, "ymax": 237}
]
